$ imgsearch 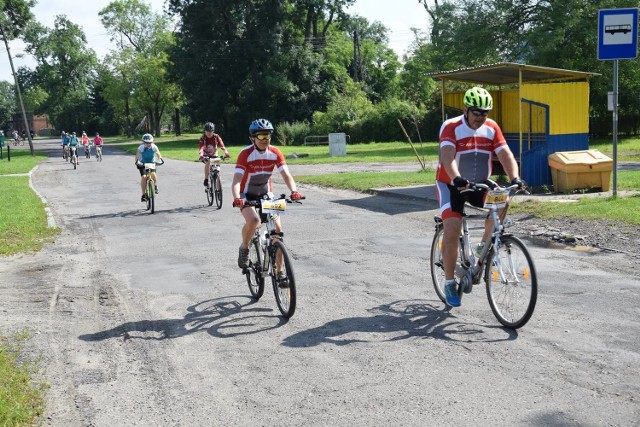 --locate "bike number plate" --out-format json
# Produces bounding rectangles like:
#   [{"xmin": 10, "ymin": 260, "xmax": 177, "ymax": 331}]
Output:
[
  {"xmin": 144, "ymin": 163, "xmax": 156, "ymax": 170},
  {"xmin": 484, "ymin": 189, "xmax": 509, "ymax": 208},
  {"xmin": 261, "ymin": 199, "xmax": 286, "ymax": 214},
  {"xmin": 209, "ymin": 158, "xmax": 221, "ymax": 165}
]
